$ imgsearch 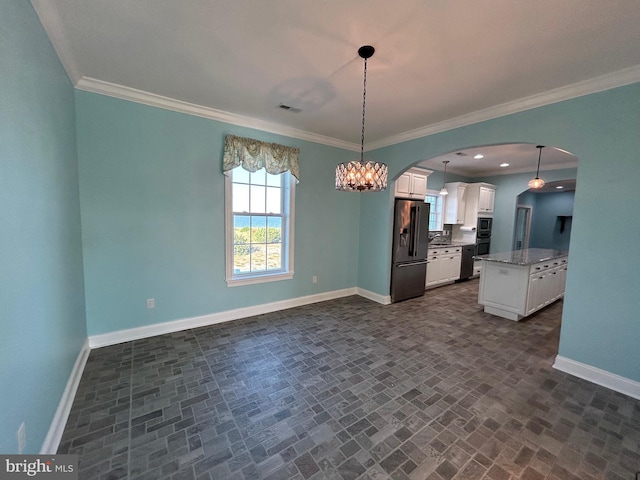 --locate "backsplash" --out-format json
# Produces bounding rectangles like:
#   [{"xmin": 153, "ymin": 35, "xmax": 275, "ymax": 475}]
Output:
[
  {"xmin": 451, "ymin": 224, "xmax": 477, "ymax": 244},
  {"xmin": 429, "ymin": 224, "xmax": 452, "ymax": 243}
]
